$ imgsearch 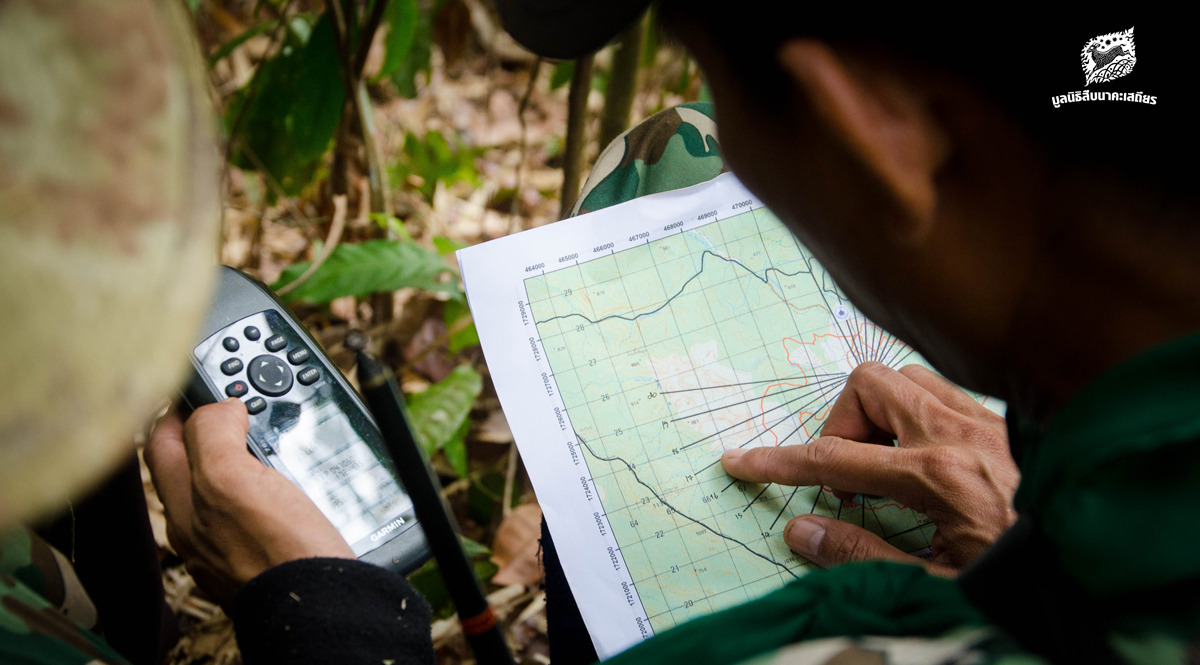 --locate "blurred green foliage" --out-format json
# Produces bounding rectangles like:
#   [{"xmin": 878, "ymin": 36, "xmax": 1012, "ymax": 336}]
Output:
[
  {"xmin": 386, "ymin": 0, "xmax": 441, "ymax": 97},
  {"xmin": 226, "ymin": 14, "xmax": 344, "ymax": 197},
  {"xmin": 375, "ymin": 0, "xmax": 419, "ymax": 83},
  {"xmin": 407, "ymin": 365, "xmax": 483, "ymax": 478},
  {"xmin": 389, "ymin": 130, "xmax": 482, "ymax": 200},
  {"xmin": 270, "ymin": 238, "xmax": 457, "ymax": 303}
]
